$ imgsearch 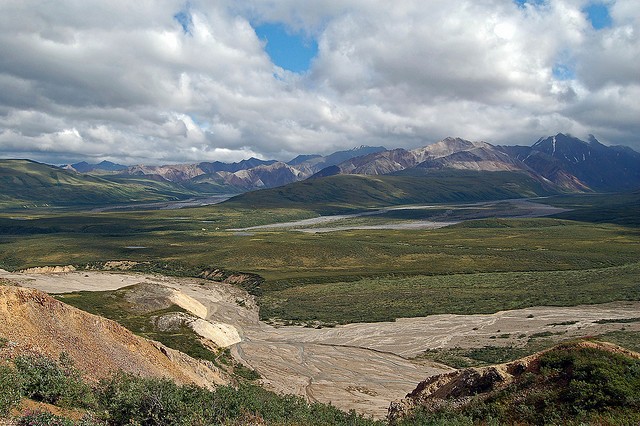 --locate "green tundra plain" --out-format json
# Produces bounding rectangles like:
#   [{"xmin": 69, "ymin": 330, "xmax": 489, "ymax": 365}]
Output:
[{"xmin": 0, "ymin": 190, "xmax": 638, "ymax": 326}]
